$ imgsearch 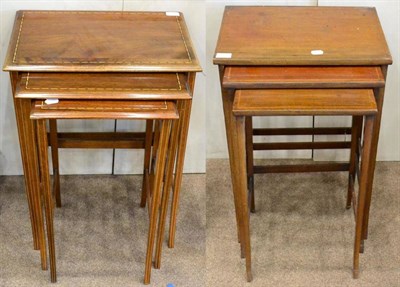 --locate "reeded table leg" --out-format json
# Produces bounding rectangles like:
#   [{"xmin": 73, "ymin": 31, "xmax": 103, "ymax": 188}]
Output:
[
  {"xmin": 168, "ymin": 72, "xmax": 197, "ymax": 248},
  {"xmin": 154, "ymin": 111, "xmax": 180, "ymax": 269},
  {"xmin": 140, "ymin": 120, "xmax": 154, "ymax": 208},
  {"xmin": 13, "ymin": 96, "xmax": 47, "ymax": 270},
  {"xmin": 10, "ymin": 73, "xmax": 39, "ymax": 248},
  {"xmin": 168, "ymin": 99, "xmax": 192, "ymax": 248},
  {"xmin": 144, "ymin": 120, "xmax": 171, "ymax": 285},
  {"xmin": 37, "ymin": 119, "xmax": 56, "ymax": 282},
  {"xmin": 49, "ymin": 119, "xmax": 61, "ymax": 208}
]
